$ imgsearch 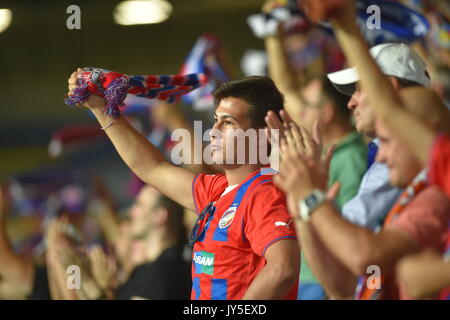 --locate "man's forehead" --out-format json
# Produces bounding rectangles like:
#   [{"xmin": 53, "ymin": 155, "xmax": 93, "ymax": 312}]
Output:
[
  {"xmin": 215, "ymin": 97, "xmax": 250, "ymax": 117},
  {"xmin": 350, "ymin": 82, "xmax": 362, "ymax": 95}
]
